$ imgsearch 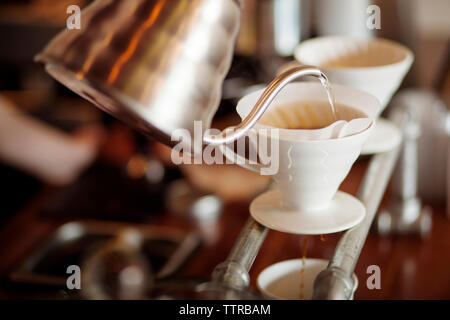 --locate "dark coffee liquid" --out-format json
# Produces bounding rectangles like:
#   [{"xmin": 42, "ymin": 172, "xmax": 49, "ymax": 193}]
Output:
[{"xmin": 299, "ymin": 236, "xmax": 310, "ymax": 299}]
